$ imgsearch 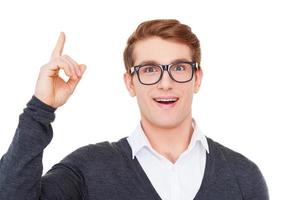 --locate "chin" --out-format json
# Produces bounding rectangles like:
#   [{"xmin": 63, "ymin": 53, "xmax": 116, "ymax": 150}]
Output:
[{"xmin": 149, "ymin": 116, "xmax": 183, "ymax": 129}]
